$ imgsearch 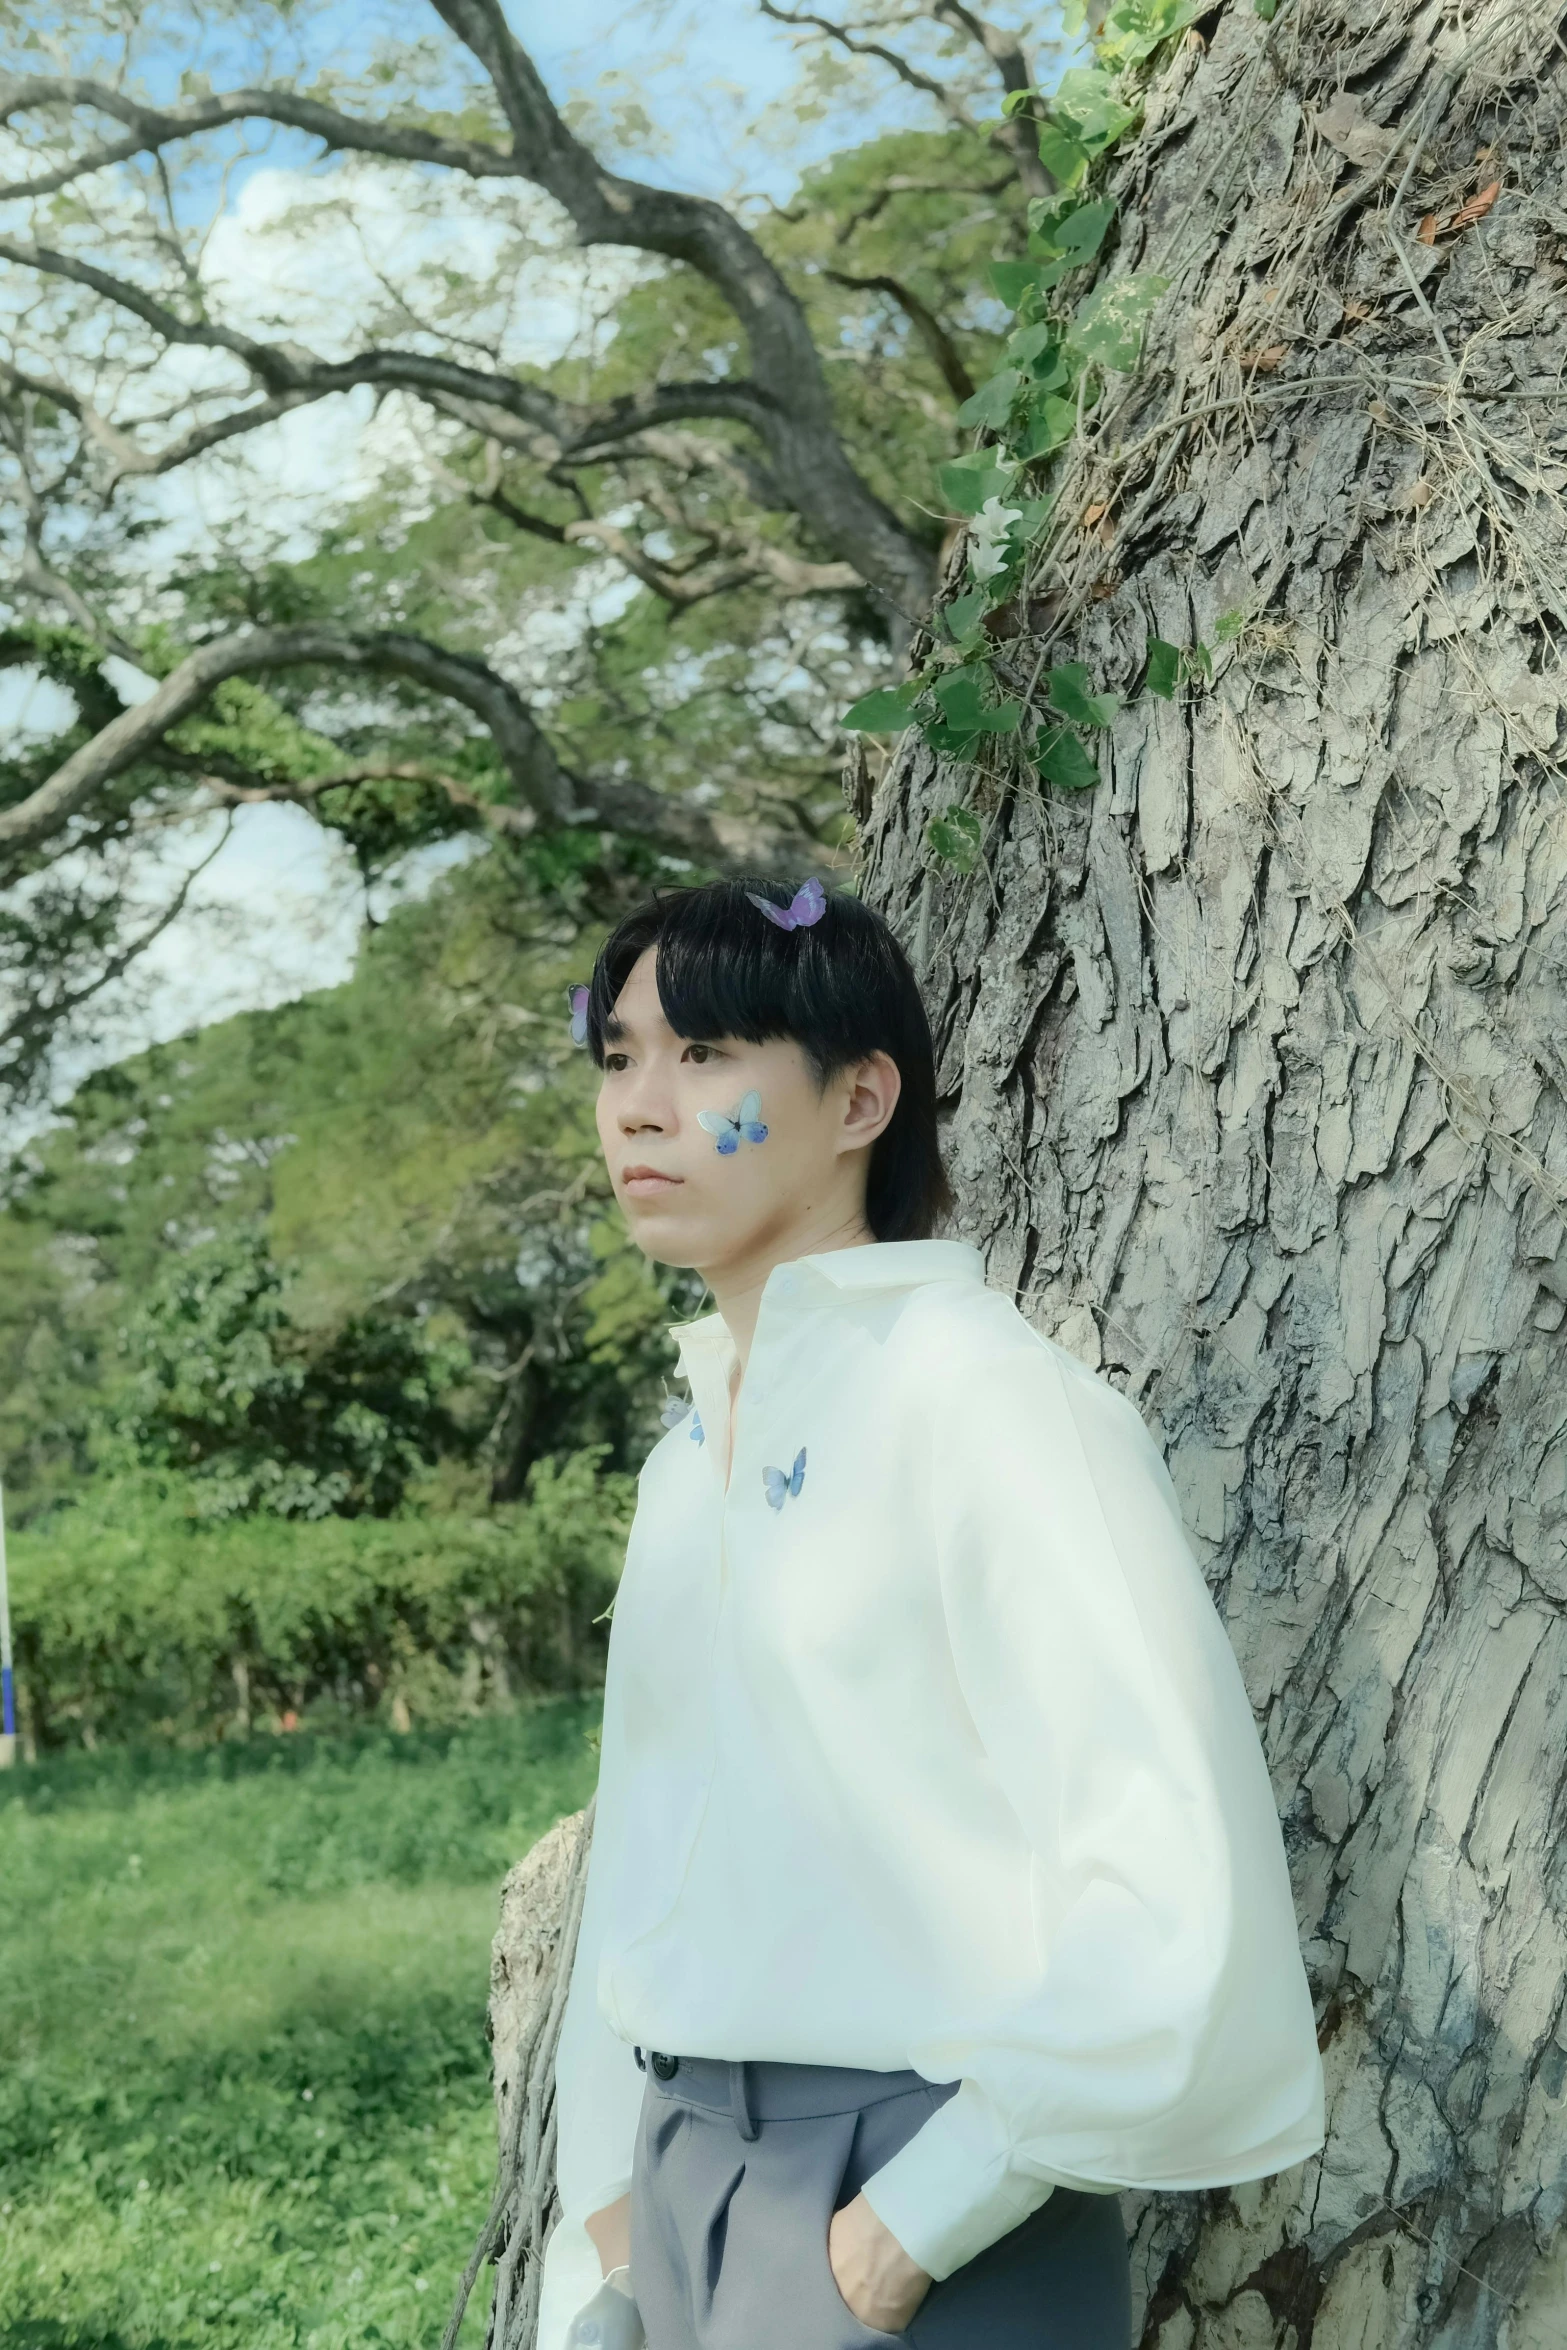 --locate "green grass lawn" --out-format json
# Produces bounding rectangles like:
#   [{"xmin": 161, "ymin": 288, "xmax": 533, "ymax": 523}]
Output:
[{"xmin": 0, "ymin": 1701, "xmax": 602, "ymax": 2350}]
